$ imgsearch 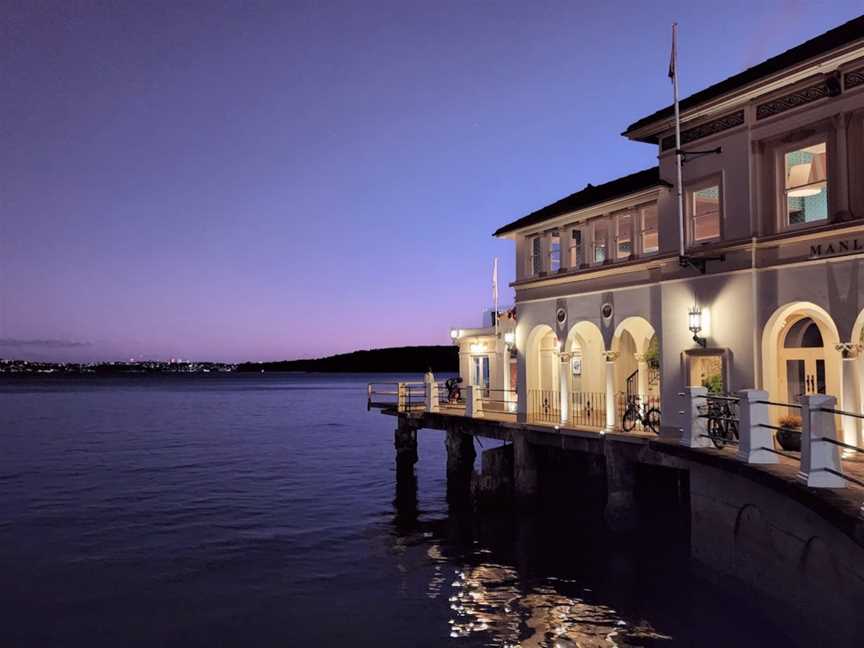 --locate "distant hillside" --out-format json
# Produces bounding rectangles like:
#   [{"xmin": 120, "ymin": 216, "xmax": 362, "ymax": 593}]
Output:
[{"xmin": 236, "ymin": 345, "xmax": 458, "ymax": 373}]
